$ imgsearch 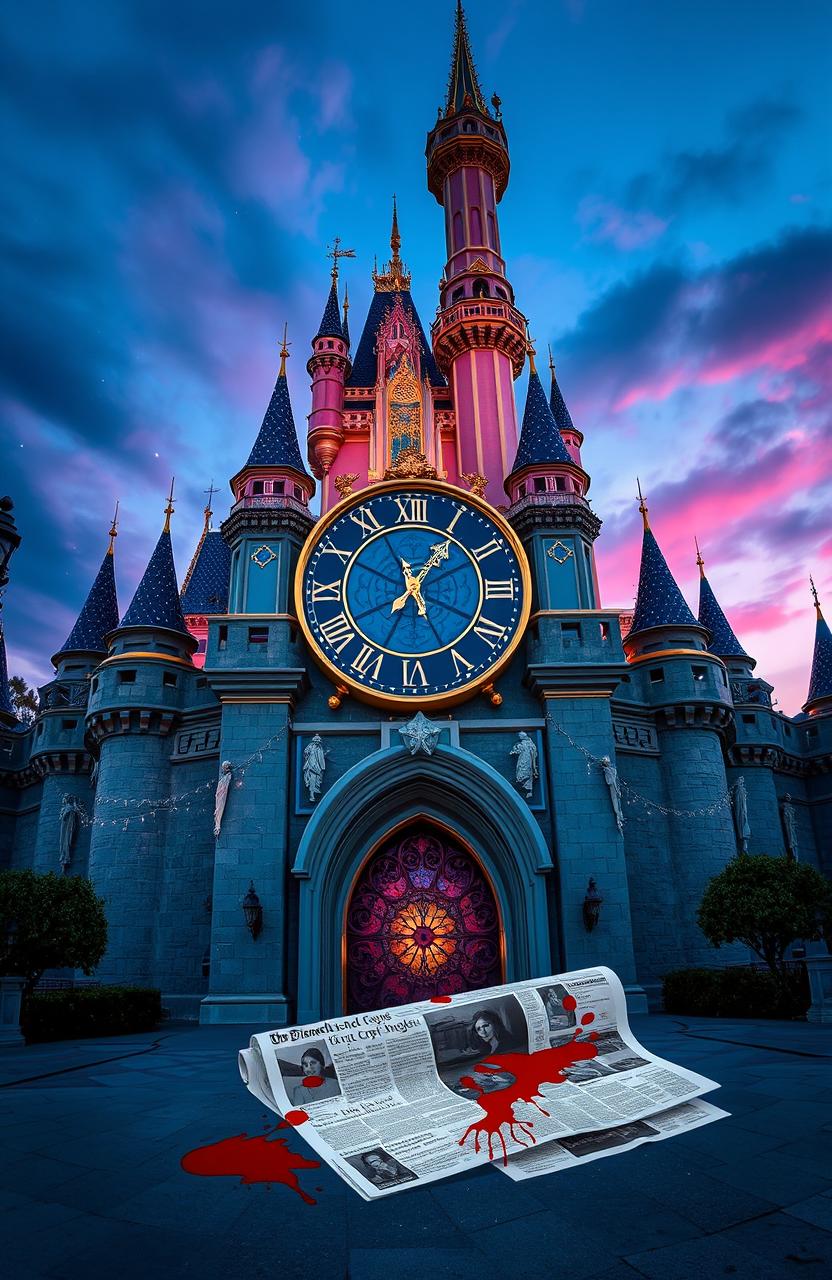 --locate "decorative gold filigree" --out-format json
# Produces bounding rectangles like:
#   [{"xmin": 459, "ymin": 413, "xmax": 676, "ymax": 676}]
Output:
[
  {"xmin": 333, "ymin": 473, "xmax": 359, "ymax": 500},
  {"xmin": 546, "ymin": 540, "xmax": 573, "ymax": 565},
  {"xmin": 373, "ymin": 195, "xmax": 412, "ymax": 292},
  {"xmin": 468, "ymin": 256, "xmax": 489, "ymax": 274},
  {"xmin": 462, "ymin": 472, "xmax": 488, "ymax": 499},
  {"xmin": 382, "ymin": 448, "xmax": 438, "ymax": 481}
]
